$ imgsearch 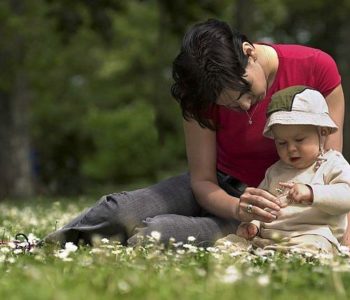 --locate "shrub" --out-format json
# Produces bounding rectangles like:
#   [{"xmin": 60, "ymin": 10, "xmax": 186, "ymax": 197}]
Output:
[{"xmin": 82, "ymin": 101, "xmax": 159, "ymax": 183}]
